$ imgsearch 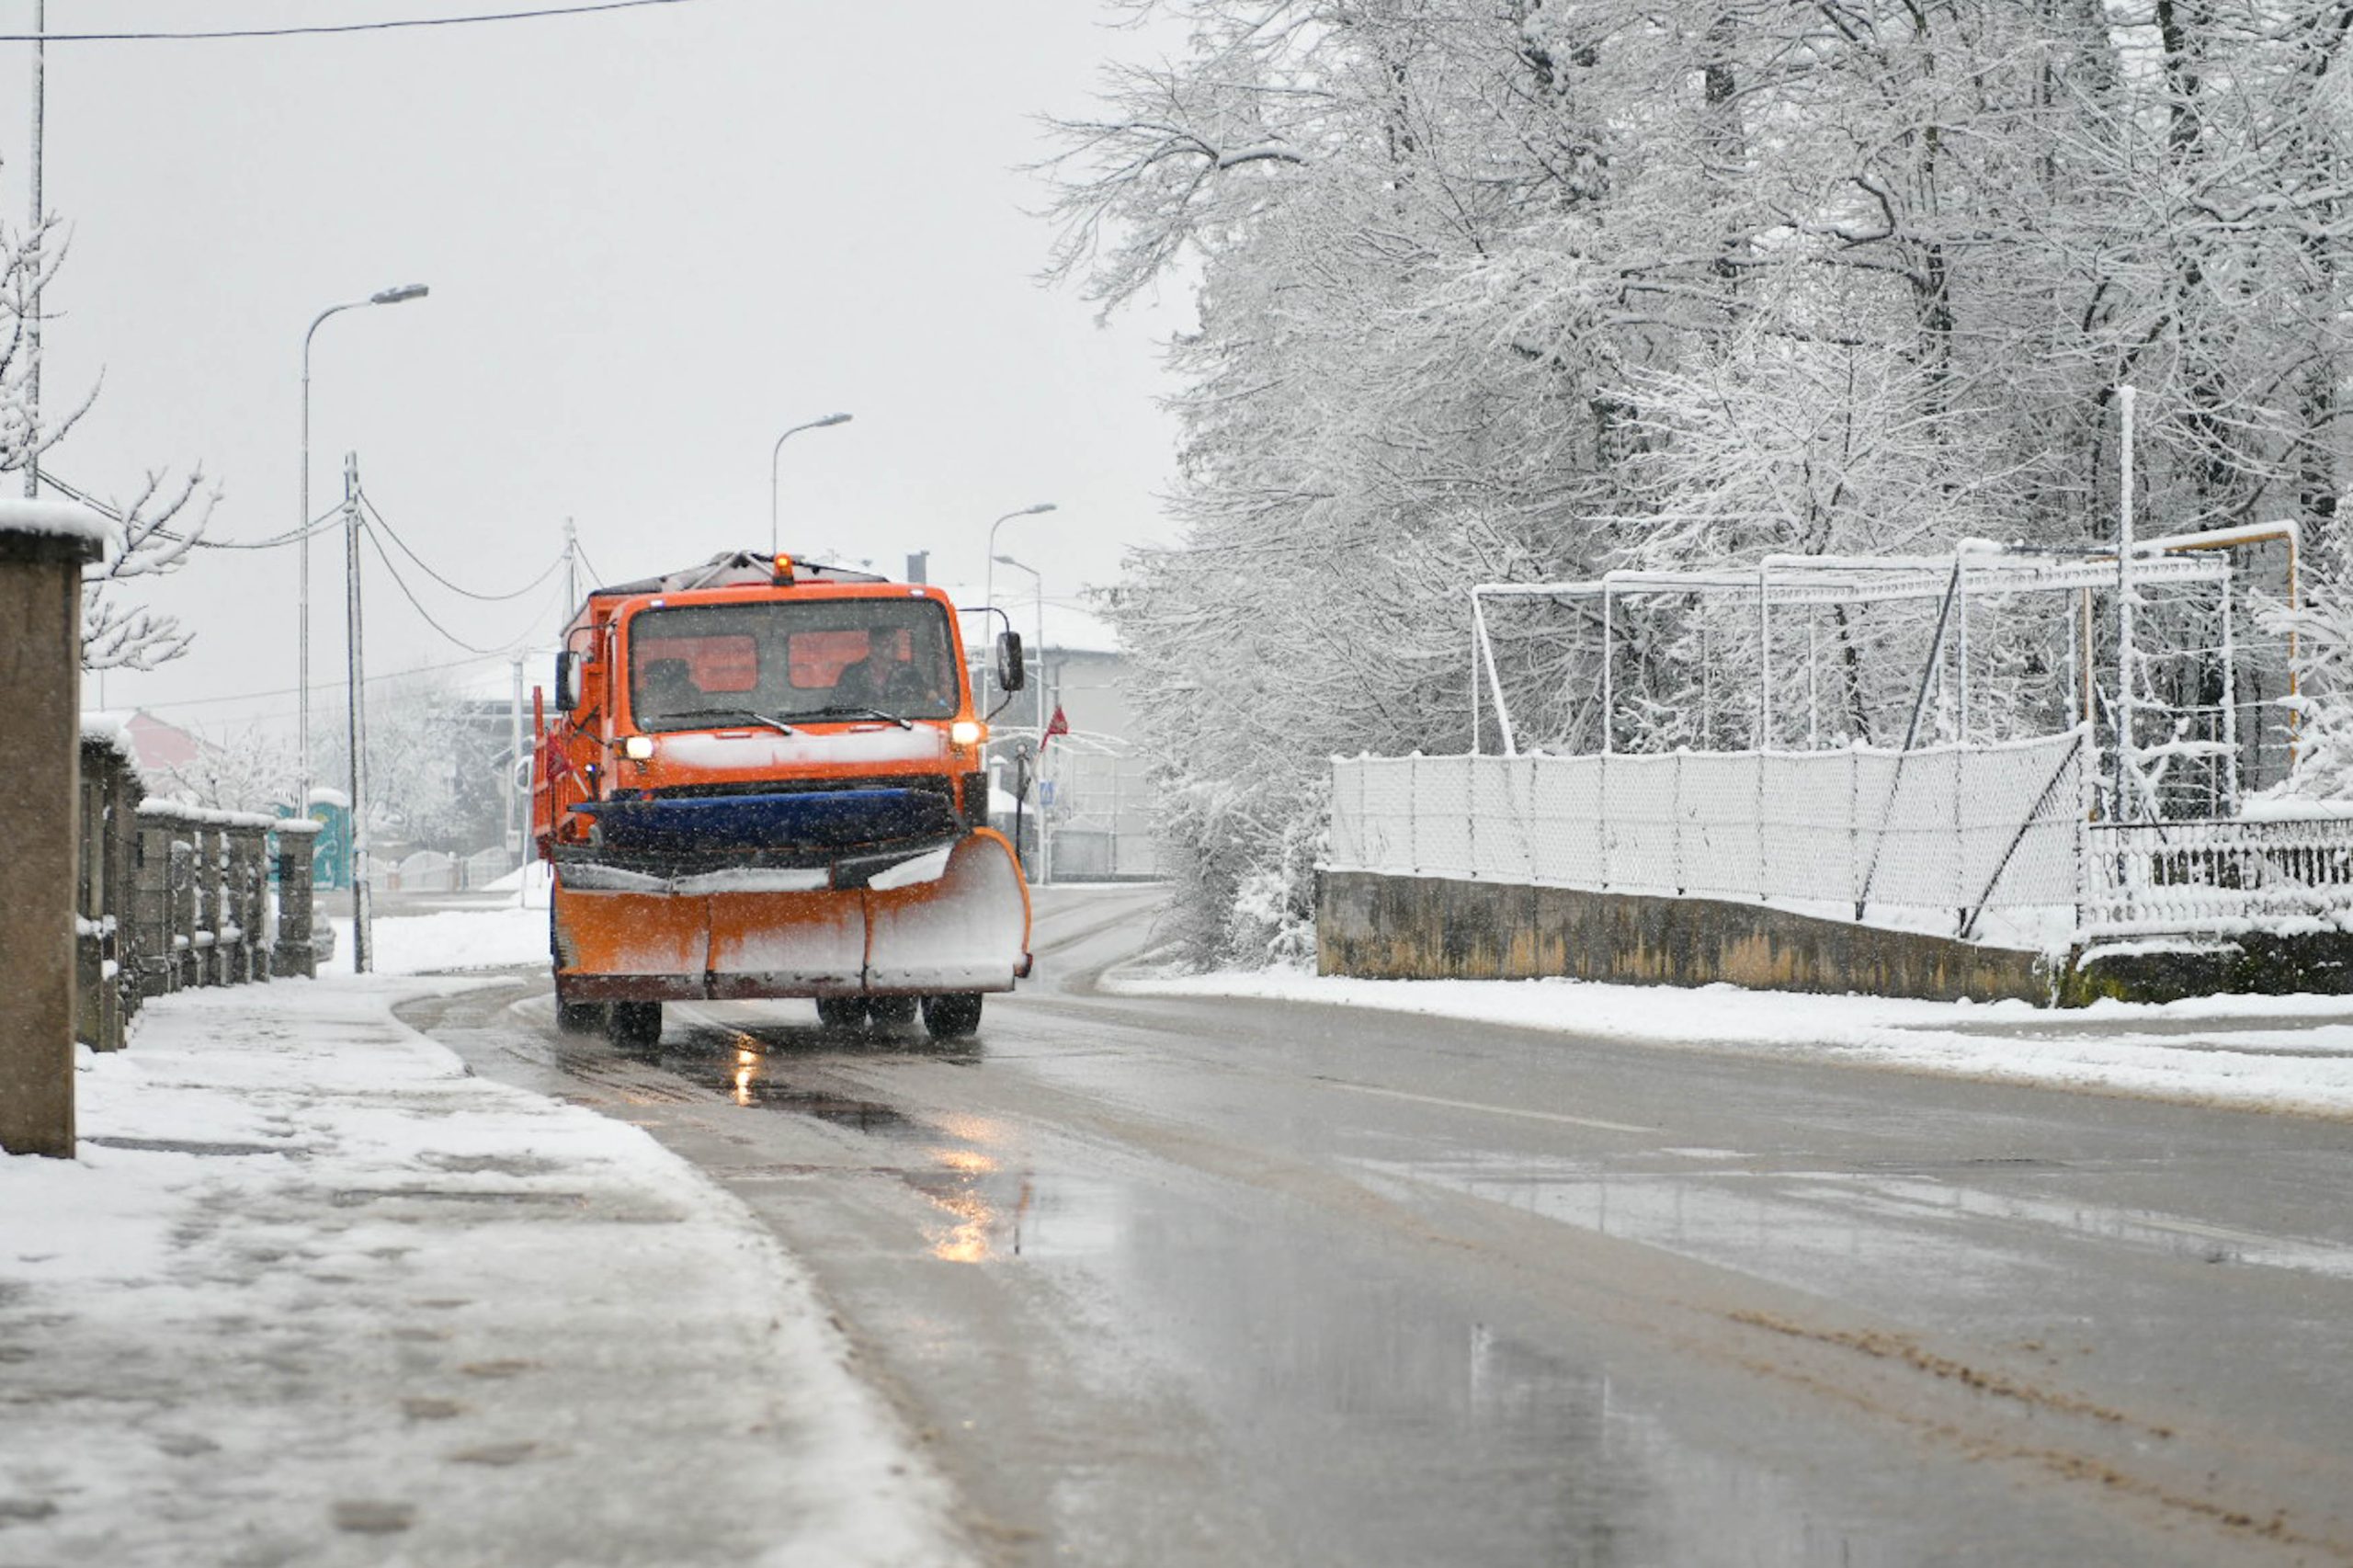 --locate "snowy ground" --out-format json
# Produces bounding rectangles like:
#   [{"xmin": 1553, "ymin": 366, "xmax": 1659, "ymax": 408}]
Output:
[
  {"xmin": 327, "ymin": 903, "xmax": 551, "ymax": 976},
  {"xmin": 0, "ymin": 973, "xmax": 968, "ymax": 1568},
  {"xmin": 1103, "ymin": 963, "xmax": 2353, "ymax": 1120}
]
